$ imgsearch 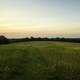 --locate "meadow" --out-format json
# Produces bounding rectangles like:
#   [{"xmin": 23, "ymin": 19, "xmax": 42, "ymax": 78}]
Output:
[{"xmin": 0, "ymin": 41, "xmax": 80, "ymax": 80}]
